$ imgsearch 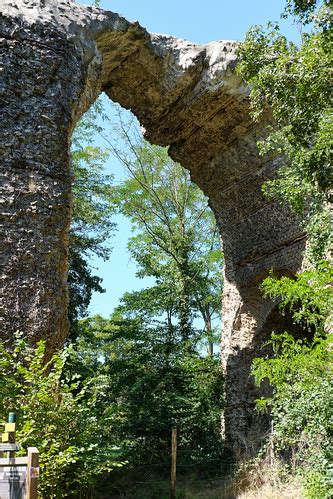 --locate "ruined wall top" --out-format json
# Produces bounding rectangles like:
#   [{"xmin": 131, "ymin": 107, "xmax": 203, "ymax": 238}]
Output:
[{"xmin": 3, "ymin": 0, "xmax": 251, "ymax": 152}]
